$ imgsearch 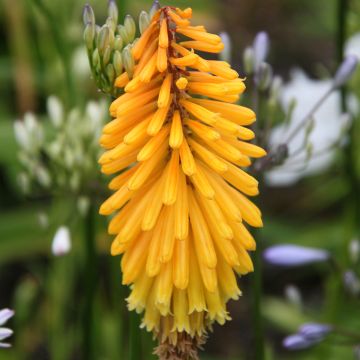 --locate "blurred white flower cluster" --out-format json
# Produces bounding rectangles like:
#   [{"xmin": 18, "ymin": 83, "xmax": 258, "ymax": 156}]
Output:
[
  {"xmin": 265, "ymin": 33, "xmax": 360, "ymax": 186},
  {"xmin": 14, "ymin": 97, "xmax": 108, "ymax": 194}
]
